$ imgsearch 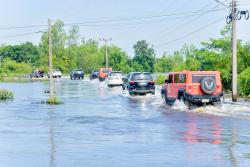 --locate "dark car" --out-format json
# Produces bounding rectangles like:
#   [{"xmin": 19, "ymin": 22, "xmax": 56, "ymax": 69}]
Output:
[
  {"xmin": 122, "ymin": 72, "xmax": 155, "ymax": 95},
  {"xmin": 70, "ymin": 70, "xmax": 84, "ymax": 80},
  {"xmin": 89, "ymin": 70, "xmax": 99, "ymax": 80},
  {"xmin": 30, "ymin": 70, "xmax": 44, "ymax": 78}
]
